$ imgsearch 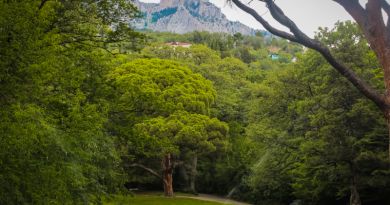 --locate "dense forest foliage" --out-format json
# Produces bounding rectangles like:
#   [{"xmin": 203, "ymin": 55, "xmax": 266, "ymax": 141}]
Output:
[{"xmin": 1, "ymin": 1, "xmax": 389, "ymax": 205}]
